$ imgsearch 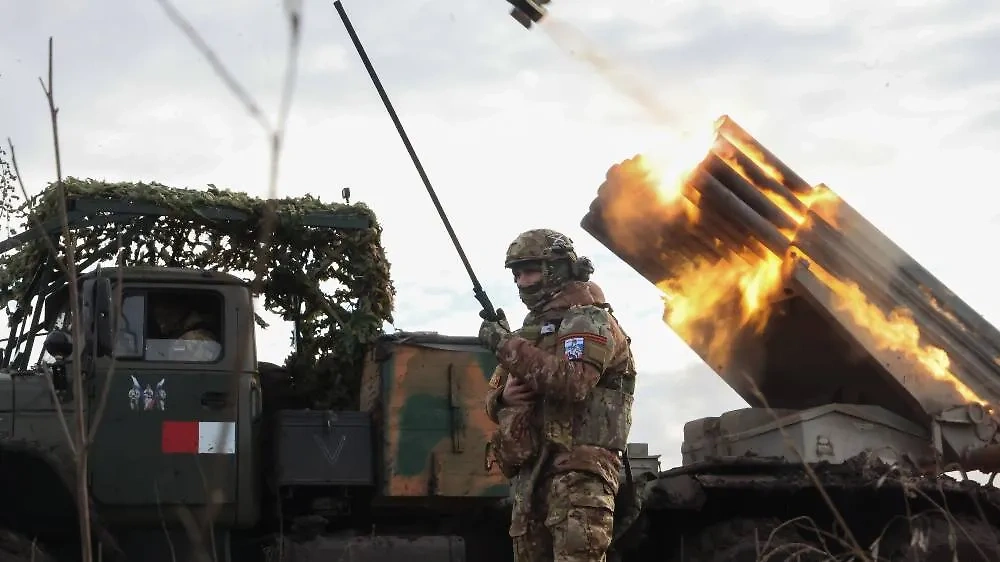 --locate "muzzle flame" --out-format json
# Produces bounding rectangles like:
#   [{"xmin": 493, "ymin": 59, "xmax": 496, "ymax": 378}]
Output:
[{"xmin": 586, "ymin": 115, "xmax": 987, "ymax": 408}]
